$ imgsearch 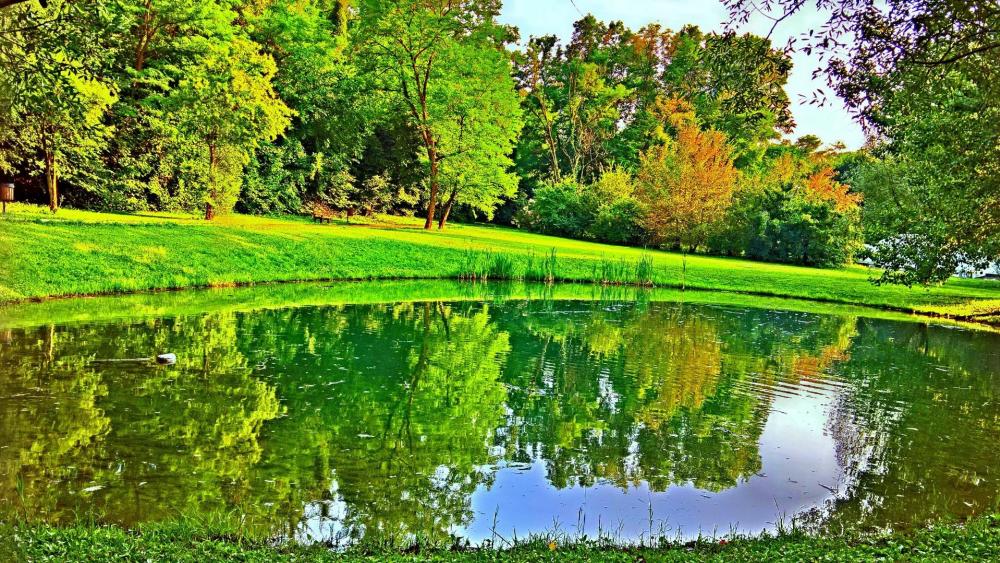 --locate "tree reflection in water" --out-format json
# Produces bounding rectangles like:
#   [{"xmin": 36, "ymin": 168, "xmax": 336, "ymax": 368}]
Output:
[{"xmin": 1, "ymin": 297, "xmax": 998, "ymax": 543}]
